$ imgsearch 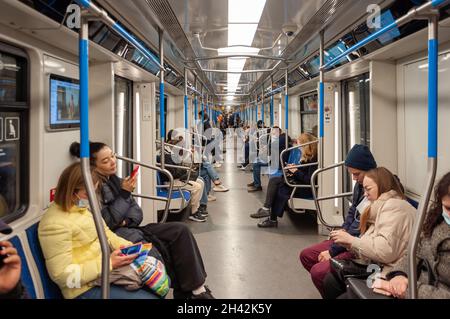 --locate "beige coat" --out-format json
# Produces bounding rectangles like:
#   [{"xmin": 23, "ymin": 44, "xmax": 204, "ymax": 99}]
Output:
[{"xmin": 351, "ymin": 190, "xmax": 416, "ymax": 275}]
